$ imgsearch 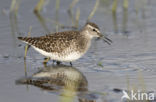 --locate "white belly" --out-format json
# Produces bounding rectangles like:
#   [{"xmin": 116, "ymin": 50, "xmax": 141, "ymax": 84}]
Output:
[{"xmin": 32, "ymin": 46, "xmax": 82, "ymax": 62}]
